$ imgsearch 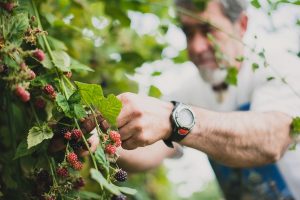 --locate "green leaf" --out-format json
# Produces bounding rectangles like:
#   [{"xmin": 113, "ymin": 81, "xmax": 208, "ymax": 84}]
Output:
[
  {"xmin": 70, "ymin": 59, "xmax": 94, "ymax": 72},
  {"xmin": 267, "ymin": 76, "xmax": 275, "ymax": 81},
  {"xmin": 56, "ymin": 93, "xmax": 71, "ymax": 116},
  {"xmin": 148, "ymin": 85, "xmax": 162, "ymax": 98},
  {"xmin": 225, "ymin": 67, "xmax": 238, "ymax": 86},
  {"xmin": 117, "ymin": 186, "xmax": 137, "ymax": 195},
  {"xmin": 90, "ymin": 169, "xmax": 121, "ymax": 195},
  {"xmin": 41, "ymin": 53, "xmax": 54, "ymax": 69},
  {"xmin": 252, "ymin": 63, "xmax": 259, "ymax": 71},
  {"xmin": 75, "ymin": 81, "xmax": 104, "ymax": 105},
  {"xmin": 68, "ymin": 90, "xmax": 81, "ymax": 104},
  {"xmin": 78, "ymin": 191, "xmax": 101, "ymax": 200},
  {"xmin": 47, "ymin": 36, "xmax": 68, "ymax": 51},
  {"xmin": 52, "ymin": 50, "xmax": 71, "ymax": 72},
  {"xmin": 14, "ymin": 140, "xmax": 37, "ymax": 160},
  {"xmin": 95, "ymin": 94, "xmax": 122, "ymax": 126},
  {"xmin": 291, "ymin": 117, "xmax": 300, "ymax": 136},
  {"xmin": 95, "ymin": 147, "xmax": 109, "ymax": 174},
  {"xmin": 251, "ymin": 0, "xmax": 261, "ymax": 8},
  {"xmin": 27, "ymin": 124, "xmax": 53, "ymax": 149},
  {"xmin": 73, "ymin": 104, "xmax": 87, "ymax": 119}
]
